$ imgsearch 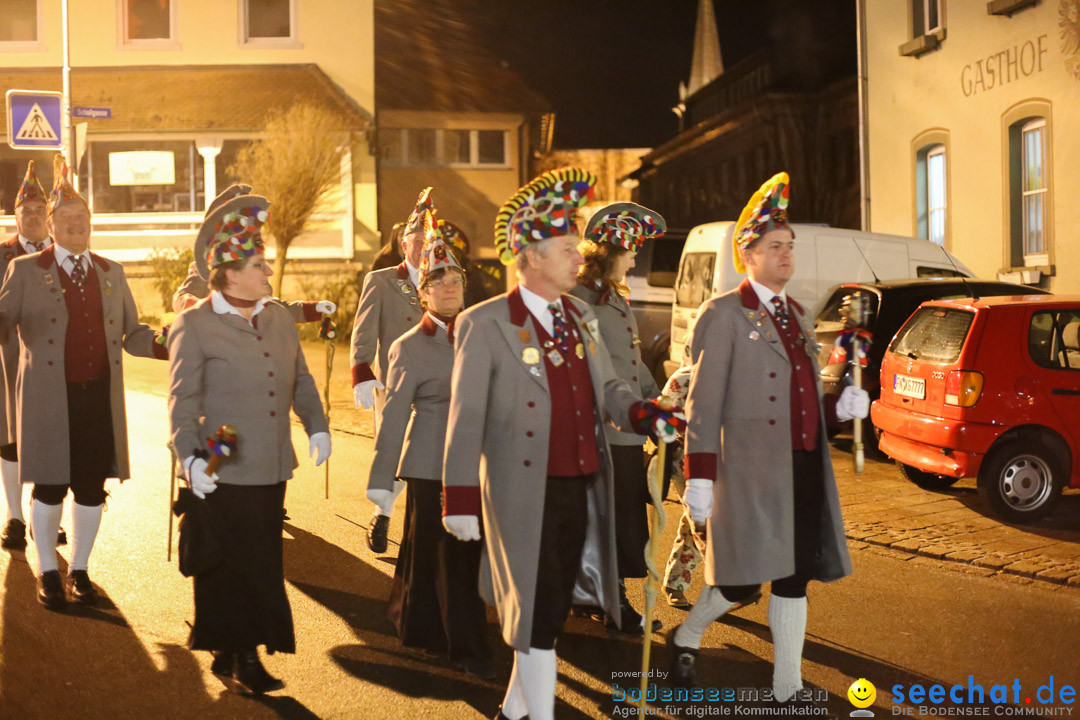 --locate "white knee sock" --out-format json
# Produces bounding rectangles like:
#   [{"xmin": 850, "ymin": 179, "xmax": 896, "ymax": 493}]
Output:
[
  {"xmin": 674, "ymin": 585, "xmax": 735, "ymax": 649},
  {"xmin": 769, "ymin": 595, "xmax": 807, "ymax": 702},
  {"xmin": 500, "ymin": 654, "xmax": 529, "ymax": 720},
  {"xmin": 70, "ymin": 502, "xmax": 103, "ymax": 572},
  {"xmin": 1, "ymin": 459, "xmax": 22, "ymax": 522},
  {"xmin": 31, "ymin": 500, "xmax": 63, "ymax": 573},
  {"xmin": 513, "ymin": 647, "xmax": 557, "ymax": 720}
]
